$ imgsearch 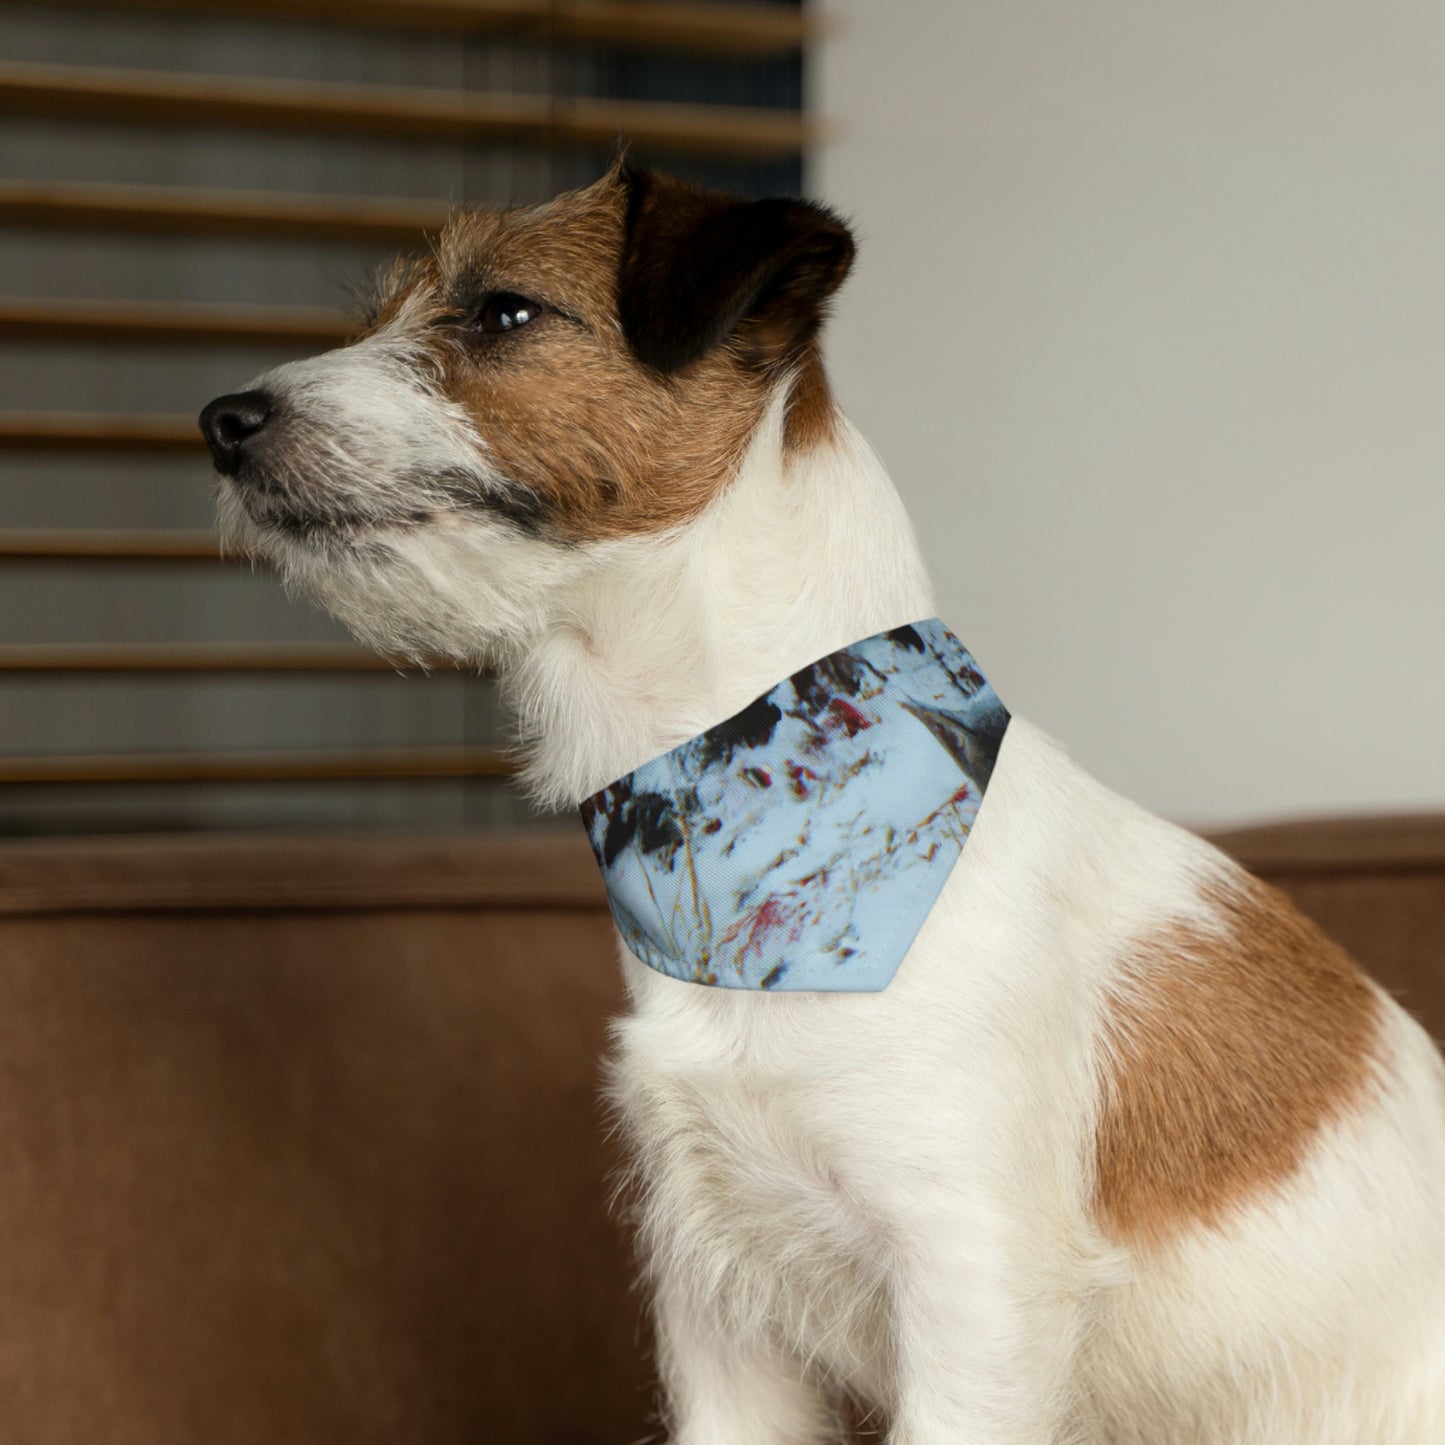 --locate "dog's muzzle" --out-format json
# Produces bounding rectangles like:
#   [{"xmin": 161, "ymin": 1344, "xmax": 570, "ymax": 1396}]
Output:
[{"xmin": 199, "ymin": 390, "xmax": 274, "ymax": 476}]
